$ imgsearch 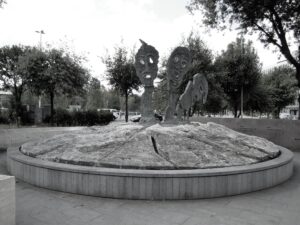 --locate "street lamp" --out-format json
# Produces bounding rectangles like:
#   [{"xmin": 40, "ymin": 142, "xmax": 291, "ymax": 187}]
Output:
[
  {"xmin": 239, "ymin": 36, "xmax": 245, "ymax": 119},
  {"xmin": 35, "ymin": 30, "xmax": 45, "ymax": 109},
  {"xmin": 35, "ymin": 30, "xmax": 45, "ymax": 51}
]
